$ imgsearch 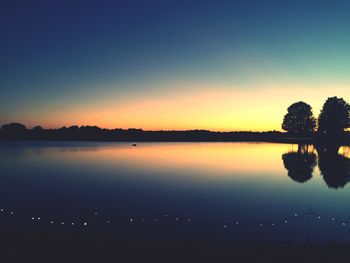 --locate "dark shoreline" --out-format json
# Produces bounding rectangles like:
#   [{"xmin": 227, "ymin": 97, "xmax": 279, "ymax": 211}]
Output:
[
  {"xmin": 1, "ymin": 123, "xmax": 350, "ymax": 145},
  {"xmin": 1, "ymin": 138, "xmax": 349, "ymax": 146}
]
